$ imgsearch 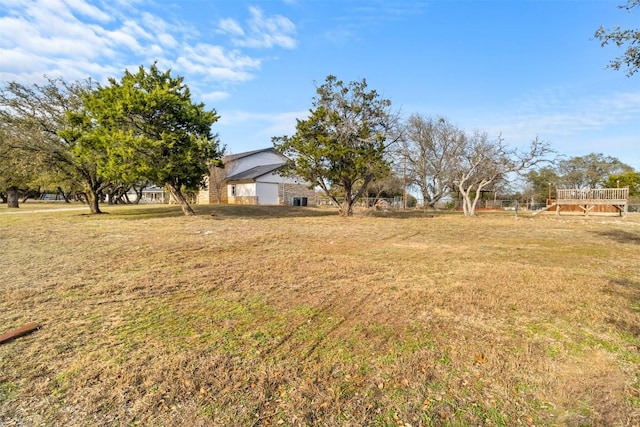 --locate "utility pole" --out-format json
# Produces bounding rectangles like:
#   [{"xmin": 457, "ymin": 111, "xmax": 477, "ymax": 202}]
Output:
[{"xmin": 403, "ymin": 149, "xmax": 407, "ymax": 210}]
